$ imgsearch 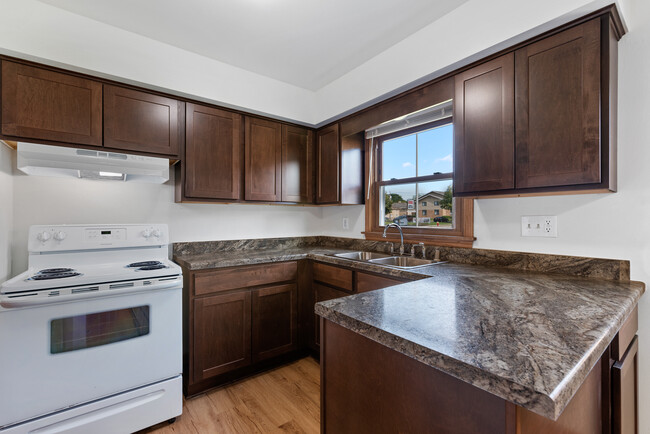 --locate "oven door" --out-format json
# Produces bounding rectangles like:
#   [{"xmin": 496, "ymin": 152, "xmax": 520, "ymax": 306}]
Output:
[{"xmin": 0, "ymin": 285, "xmax": 181, "ymax": 429}]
